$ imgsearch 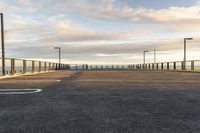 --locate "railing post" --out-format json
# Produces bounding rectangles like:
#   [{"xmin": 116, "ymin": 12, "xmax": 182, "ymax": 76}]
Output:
[
  {"xmin": 55, "ymin": 63, "xmax": 58, "ymax": 70},
  {"xmin": 32, "ymin": 61, "xmax": 35, "ymax": 73},
  {"xmin": 52, "ymin": 63, "xmax": 53, "ymax": 70},
  {"xmin": 191, "ymin": 61, "xmax": 194, "ymax": 70},
  {"xmin": 11, "ymin": 59, "xmax": 15, "ymax": 75},
  {"xmin": 157, "ymin": 63, "xmax": 159, "ymax": 70},
  {"xmin": 152, "ymin": 63, "xmax": 154, "ymax": 69},
  {"xmin": 44, "ymin": 62, "xmax": 47, "ymax": 71},
  {"xmin": 49, "ymin": 63, "xmax": 51, "ymax": 71},
  {"xmin": 23, "ymin": 60, "xmax": 27, "ymax": 74},
  {"xmin": 167, "ymin": 62, "xmax": 169, "ymax": 70},
  {"xmin": 161, "ymin": 63, "xmax": 164, "ymax": 70},
  {"xmin": 173, "ymin": 62, "xmax": 176, "ymax": 70},
  {"xmin": 60, "ymin": 64, "xmax": 62, "ymax": 70},
  {"xmin": 181, "ymin": 61, "xmax": 184, "ymax": 70},
  {"xmin": 85, "ymin": 64, "xmax": 88, "ymax": 70},
  {"xmin": 39, "ymin": 61, "xmax": 41, "ymax": 72}
]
